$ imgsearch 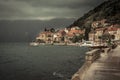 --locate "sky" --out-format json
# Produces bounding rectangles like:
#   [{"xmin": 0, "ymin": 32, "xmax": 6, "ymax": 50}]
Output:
[
  {"xmin": 0, "ymin": 0, "xmax": 107, "ymax": 42},
  {"xmin": 0, "ymin": 0, "xmax": 106, "ymax": 20}
]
